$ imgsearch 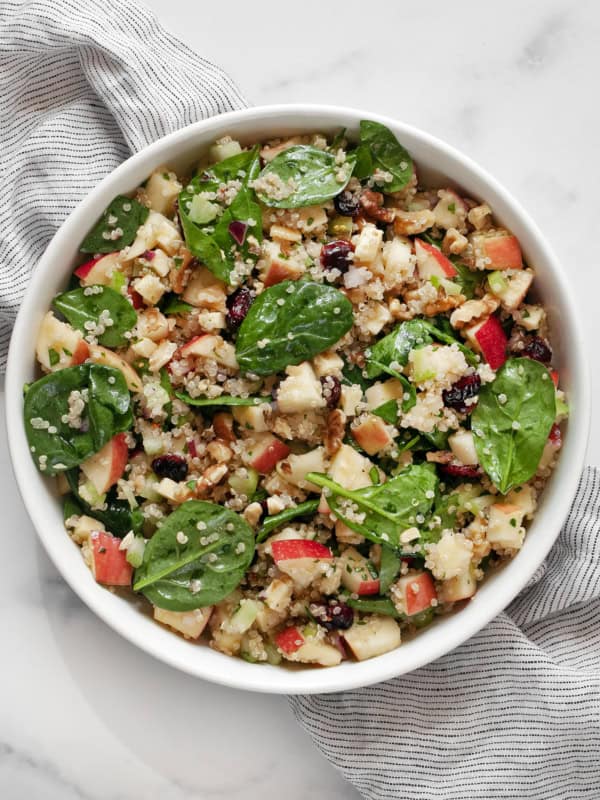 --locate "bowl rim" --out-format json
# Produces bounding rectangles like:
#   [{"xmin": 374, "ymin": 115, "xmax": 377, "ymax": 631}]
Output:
[{"xmin": 6, "ymin": 103, "xmax": 591, "ymax": 694}]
